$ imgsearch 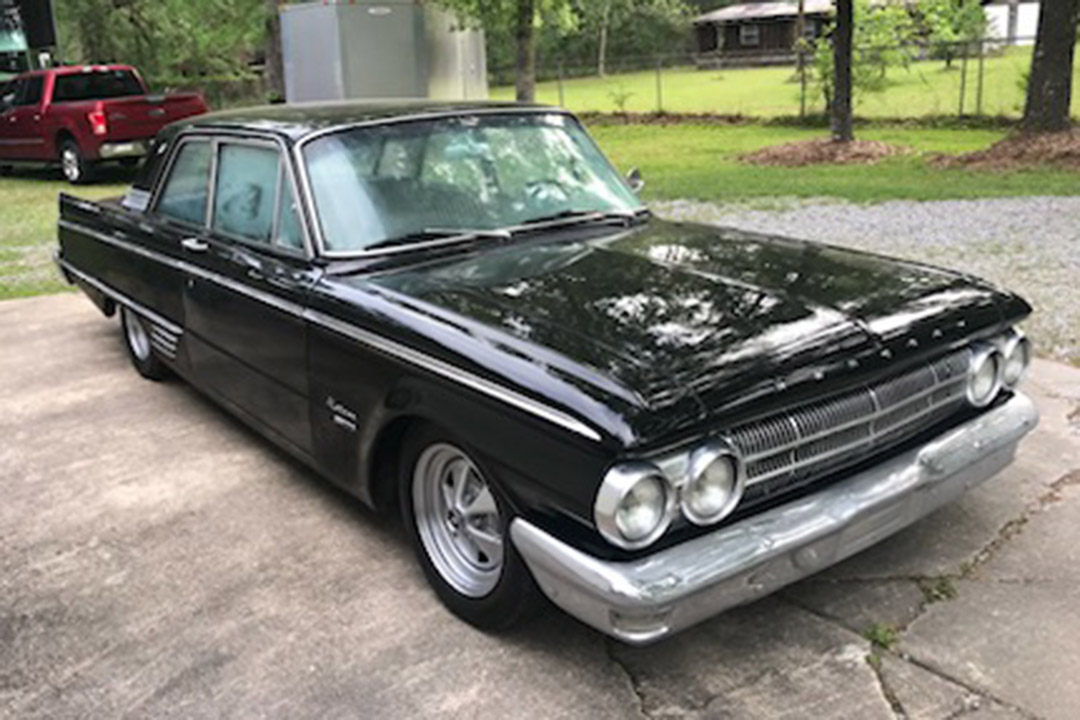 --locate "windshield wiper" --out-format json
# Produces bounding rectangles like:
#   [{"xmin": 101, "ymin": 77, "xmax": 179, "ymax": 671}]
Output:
[
  {"xmin": 364, "ymin": 227, "xmax": 511, "ymax": 253},
  {"xmin": 515, "ymin": 208, "xmax": 649, "ymax": 230}
]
